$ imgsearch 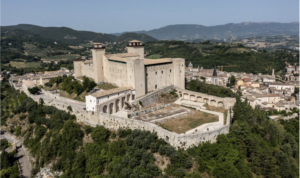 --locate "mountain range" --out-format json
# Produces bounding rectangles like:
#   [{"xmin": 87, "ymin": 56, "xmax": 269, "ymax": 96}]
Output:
[
  {"xmin": 1, "ymin": 24, "xmax": 157, "ymax": 45},
  {"xmin": 113, "ymin": 22, "xmax": 299, "ymax": 41},
  {"xmin": 2, "ymin": 22, "xmax": 299, "ymax": 44}
]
